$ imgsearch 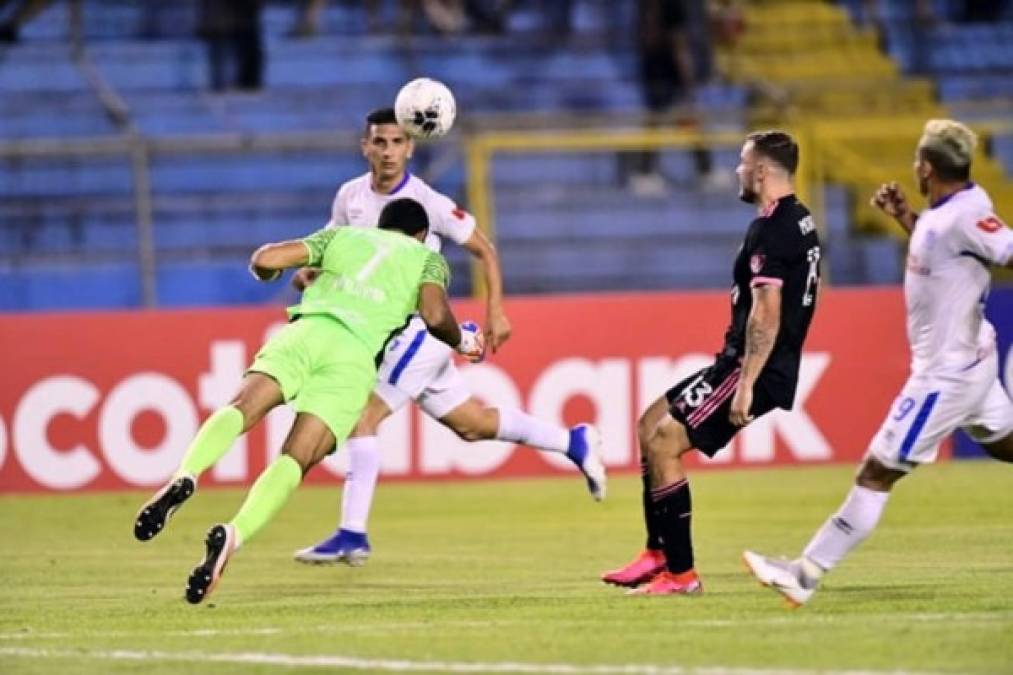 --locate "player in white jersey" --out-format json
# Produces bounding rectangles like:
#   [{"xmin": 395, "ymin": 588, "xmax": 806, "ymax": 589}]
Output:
[
  {"xmin": 293, "ymin": 108, "xmax": 607, "ymax": 565},
  {"xmin": 743, "ymin": 119, "xmax": 1013, "ymax": 607}
]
